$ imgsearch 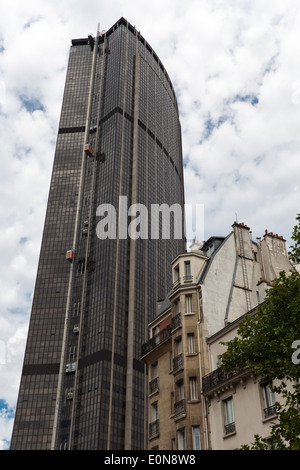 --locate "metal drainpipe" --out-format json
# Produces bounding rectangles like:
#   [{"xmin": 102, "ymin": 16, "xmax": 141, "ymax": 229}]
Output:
[{"xmin": 196, "ymin": 288, "xmax": 210, "ymax": 450}]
